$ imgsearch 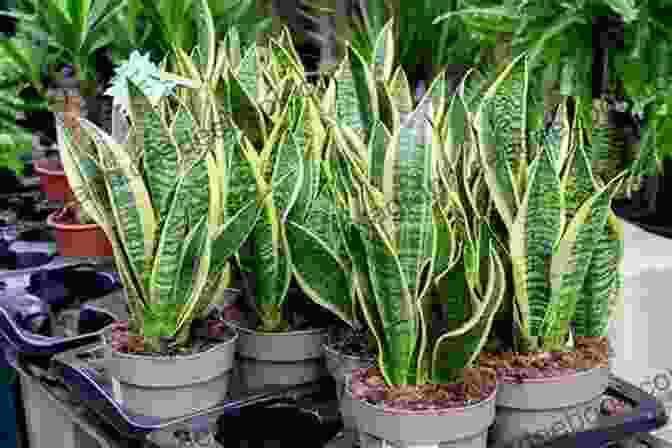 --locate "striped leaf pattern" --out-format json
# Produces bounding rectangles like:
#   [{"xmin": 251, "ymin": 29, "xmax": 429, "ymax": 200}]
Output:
[
  {"xmin": 286, "ymin": 219, "xmax": 355, "ymax": 326},
  {"xmin": 360, "ymin": 218, "xmax": 417, "ymax": 385},
  {"xmin": 193, "ymin": 0, "xmax": 216, "ymax": 80},
  {"xmin": 431, "ymin": 244, "xmax": 506, "ymax": 383},
  {"xmin": 271, "ymin": 128, "xmax": 304, "ymax": 222},
  {"xmin": 130, "ymin": 82, "xmax": 179, "ymax": 224},
  {"xmin": 236, "ymin": 43, "xmax": 259, "ymax": 99},
  {"xmin": 335, "ymin": 47, "xmax": 378, "ymax": 140},
  {"xmin": 253, "ymin": 205, "xmax": 292, "ymax": 331},
  {"xmin": 574, "ymin": 212, "xmax": 623, "ymax": 337},
  {"xmin": 391, "ymin": 112, "xmax": 434, "ymax": 299},
  {"xmin": 151, "ymin": 170, "xmax": 196, "ymax": 305},
  {"xmin": 476, "ymin": 53, "xmax": 528, "ymax": 230},
  {"xmin": 543, "ymin": 174, "xmax": 624, "ymax": 346},
  {"xmin": 510, "ymin": 143, "xmax": 562, "ymax": 337},
  {"xmin": 79, "ymin": 119, "xmax": 156, "ymax": 301},
  {"xmin": 372, "ymin": 20, "xmax": 394, "ymax": 82},
  {"xmin": 227, "ymin": 70, "xmax": 267, "ymax": 144}
]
